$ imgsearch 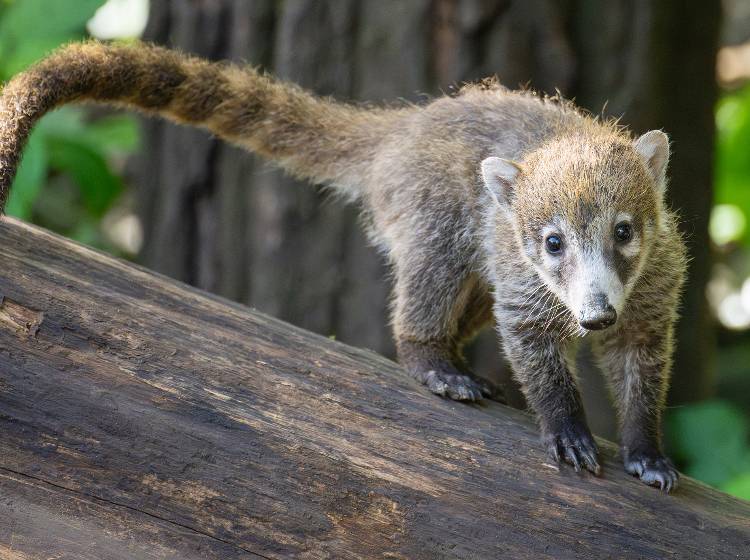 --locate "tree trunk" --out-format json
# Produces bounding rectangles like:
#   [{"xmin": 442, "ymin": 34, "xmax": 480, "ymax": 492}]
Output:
[
  {"xmin": 569, "ymin": 0, "xmax": 721, "ymax": 406},
  {"xmin": 1, "ymin": 216, "xmax": 748, "ymax": 559},
  {"xmin": 132, "ymin": 0, "xmax": 720, "ymax": 435}
]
